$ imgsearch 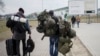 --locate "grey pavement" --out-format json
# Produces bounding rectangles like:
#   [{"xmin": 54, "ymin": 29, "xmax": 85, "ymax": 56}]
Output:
[
  {"xmin": 73, "ymin": 23, "xmax": 100, "ymax": 56},
  {"xmin": 0, "ymin": 26, "xmax": 93, "ymax": 56},
  {"xmin": 30, "ymin": 28, "xmax": 92, "ymax": 56}
]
